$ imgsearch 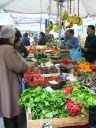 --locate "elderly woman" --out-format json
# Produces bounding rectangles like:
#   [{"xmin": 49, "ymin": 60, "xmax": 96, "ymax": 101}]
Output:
[{"xmin": 0, "ymin": 26, "xmax": 32, "ymax": 128}]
